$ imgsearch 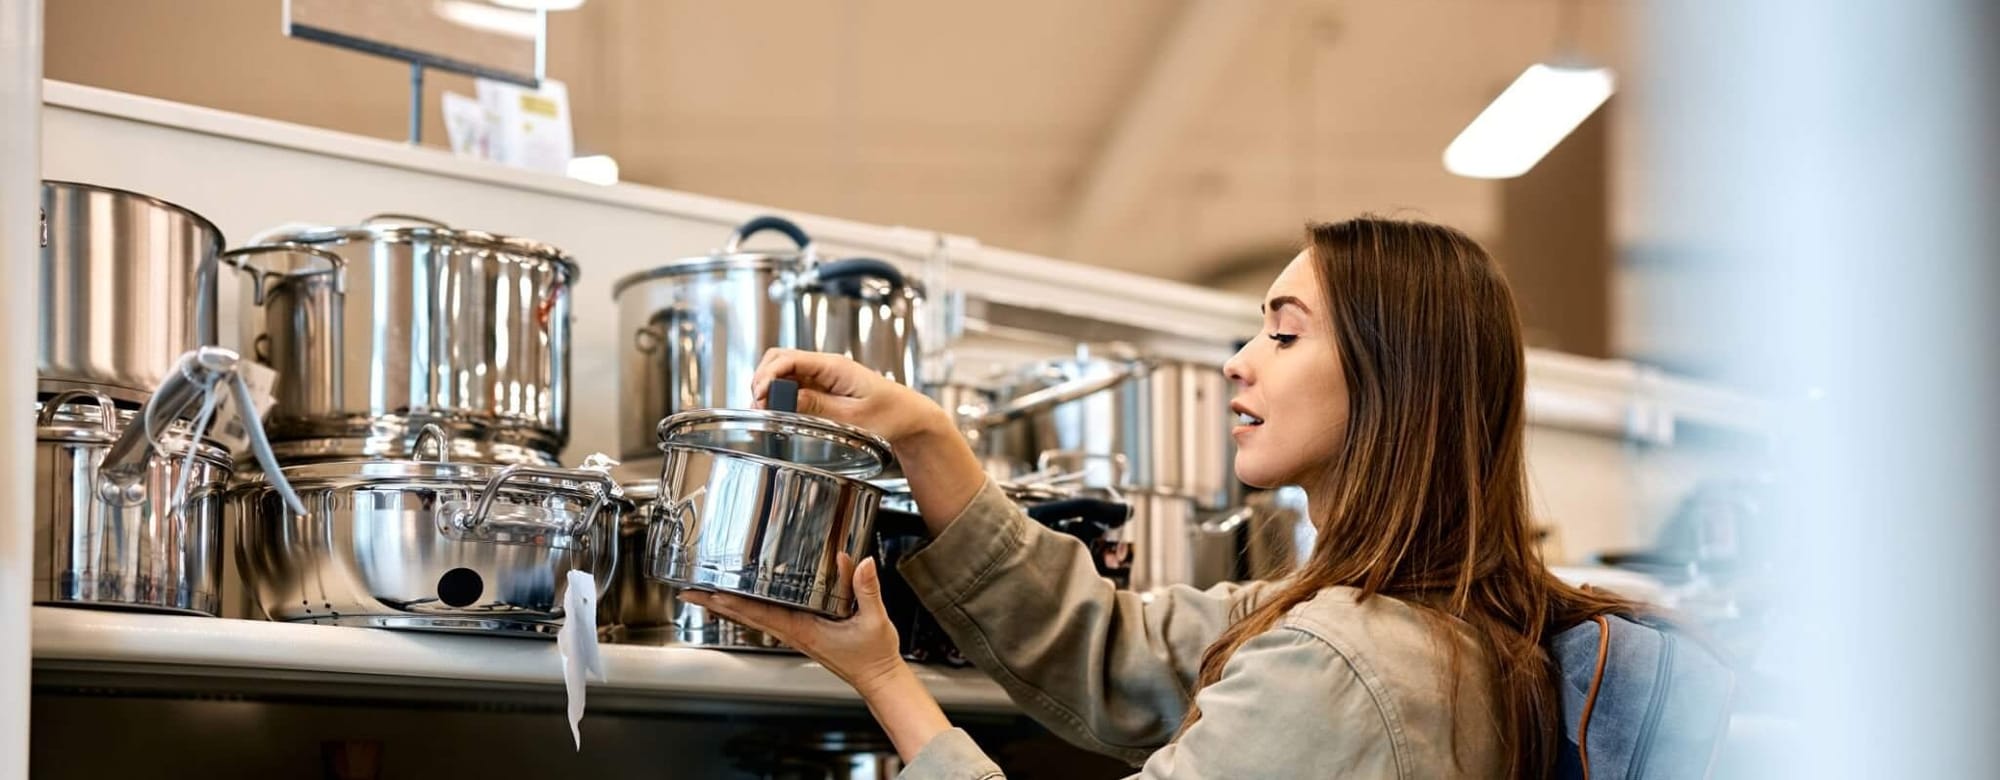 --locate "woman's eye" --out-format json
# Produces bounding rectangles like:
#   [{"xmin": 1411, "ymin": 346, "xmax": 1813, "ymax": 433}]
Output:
[{"xmin": 1268, "ymin": 333, "xmax": 1298, "ymax": 347}]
